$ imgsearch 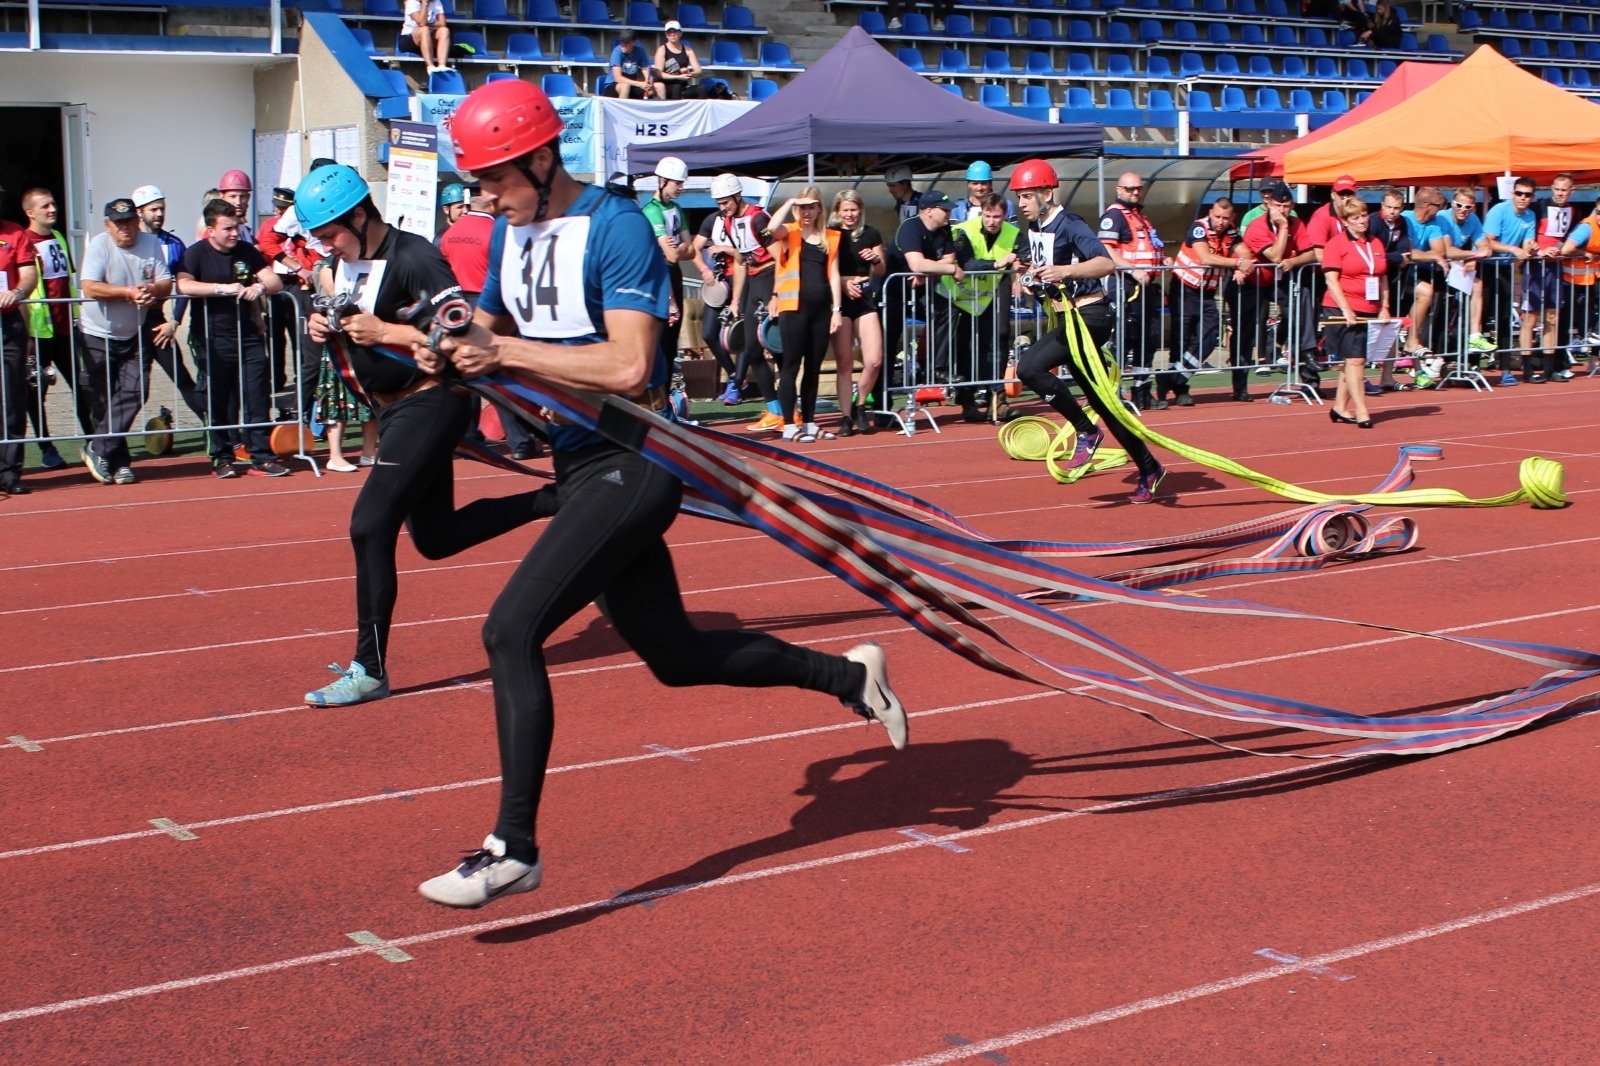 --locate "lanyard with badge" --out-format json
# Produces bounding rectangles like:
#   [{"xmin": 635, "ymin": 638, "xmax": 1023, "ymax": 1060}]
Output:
[{"xmin": 1352, "ymin": 238, "xmax": 1379, "ymax": 303}]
